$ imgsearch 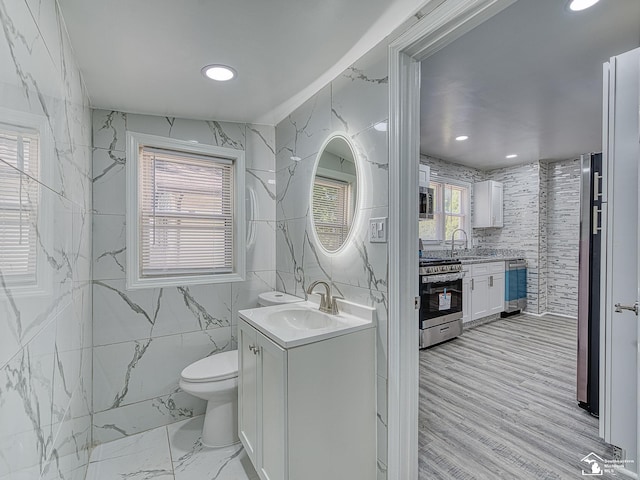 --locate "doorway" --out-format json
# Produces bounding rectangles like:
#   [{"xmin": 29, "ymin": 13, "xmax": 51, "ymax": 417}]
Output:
[{"xmin": 387, "ymin": 0, "xmax": 640, "ymax": 478}]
